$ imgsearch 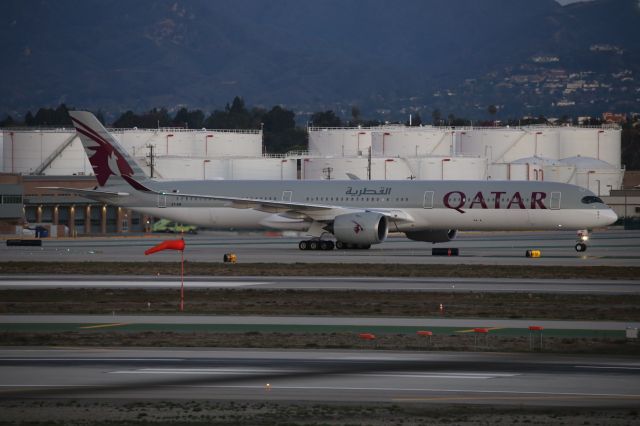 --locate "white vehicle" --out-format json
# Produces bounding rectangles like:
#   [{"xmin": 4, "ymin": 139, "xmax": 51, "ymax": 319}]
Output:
[{"xmin": 45, "ymin": 111, "xmax": 617, "ymax": 252}]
